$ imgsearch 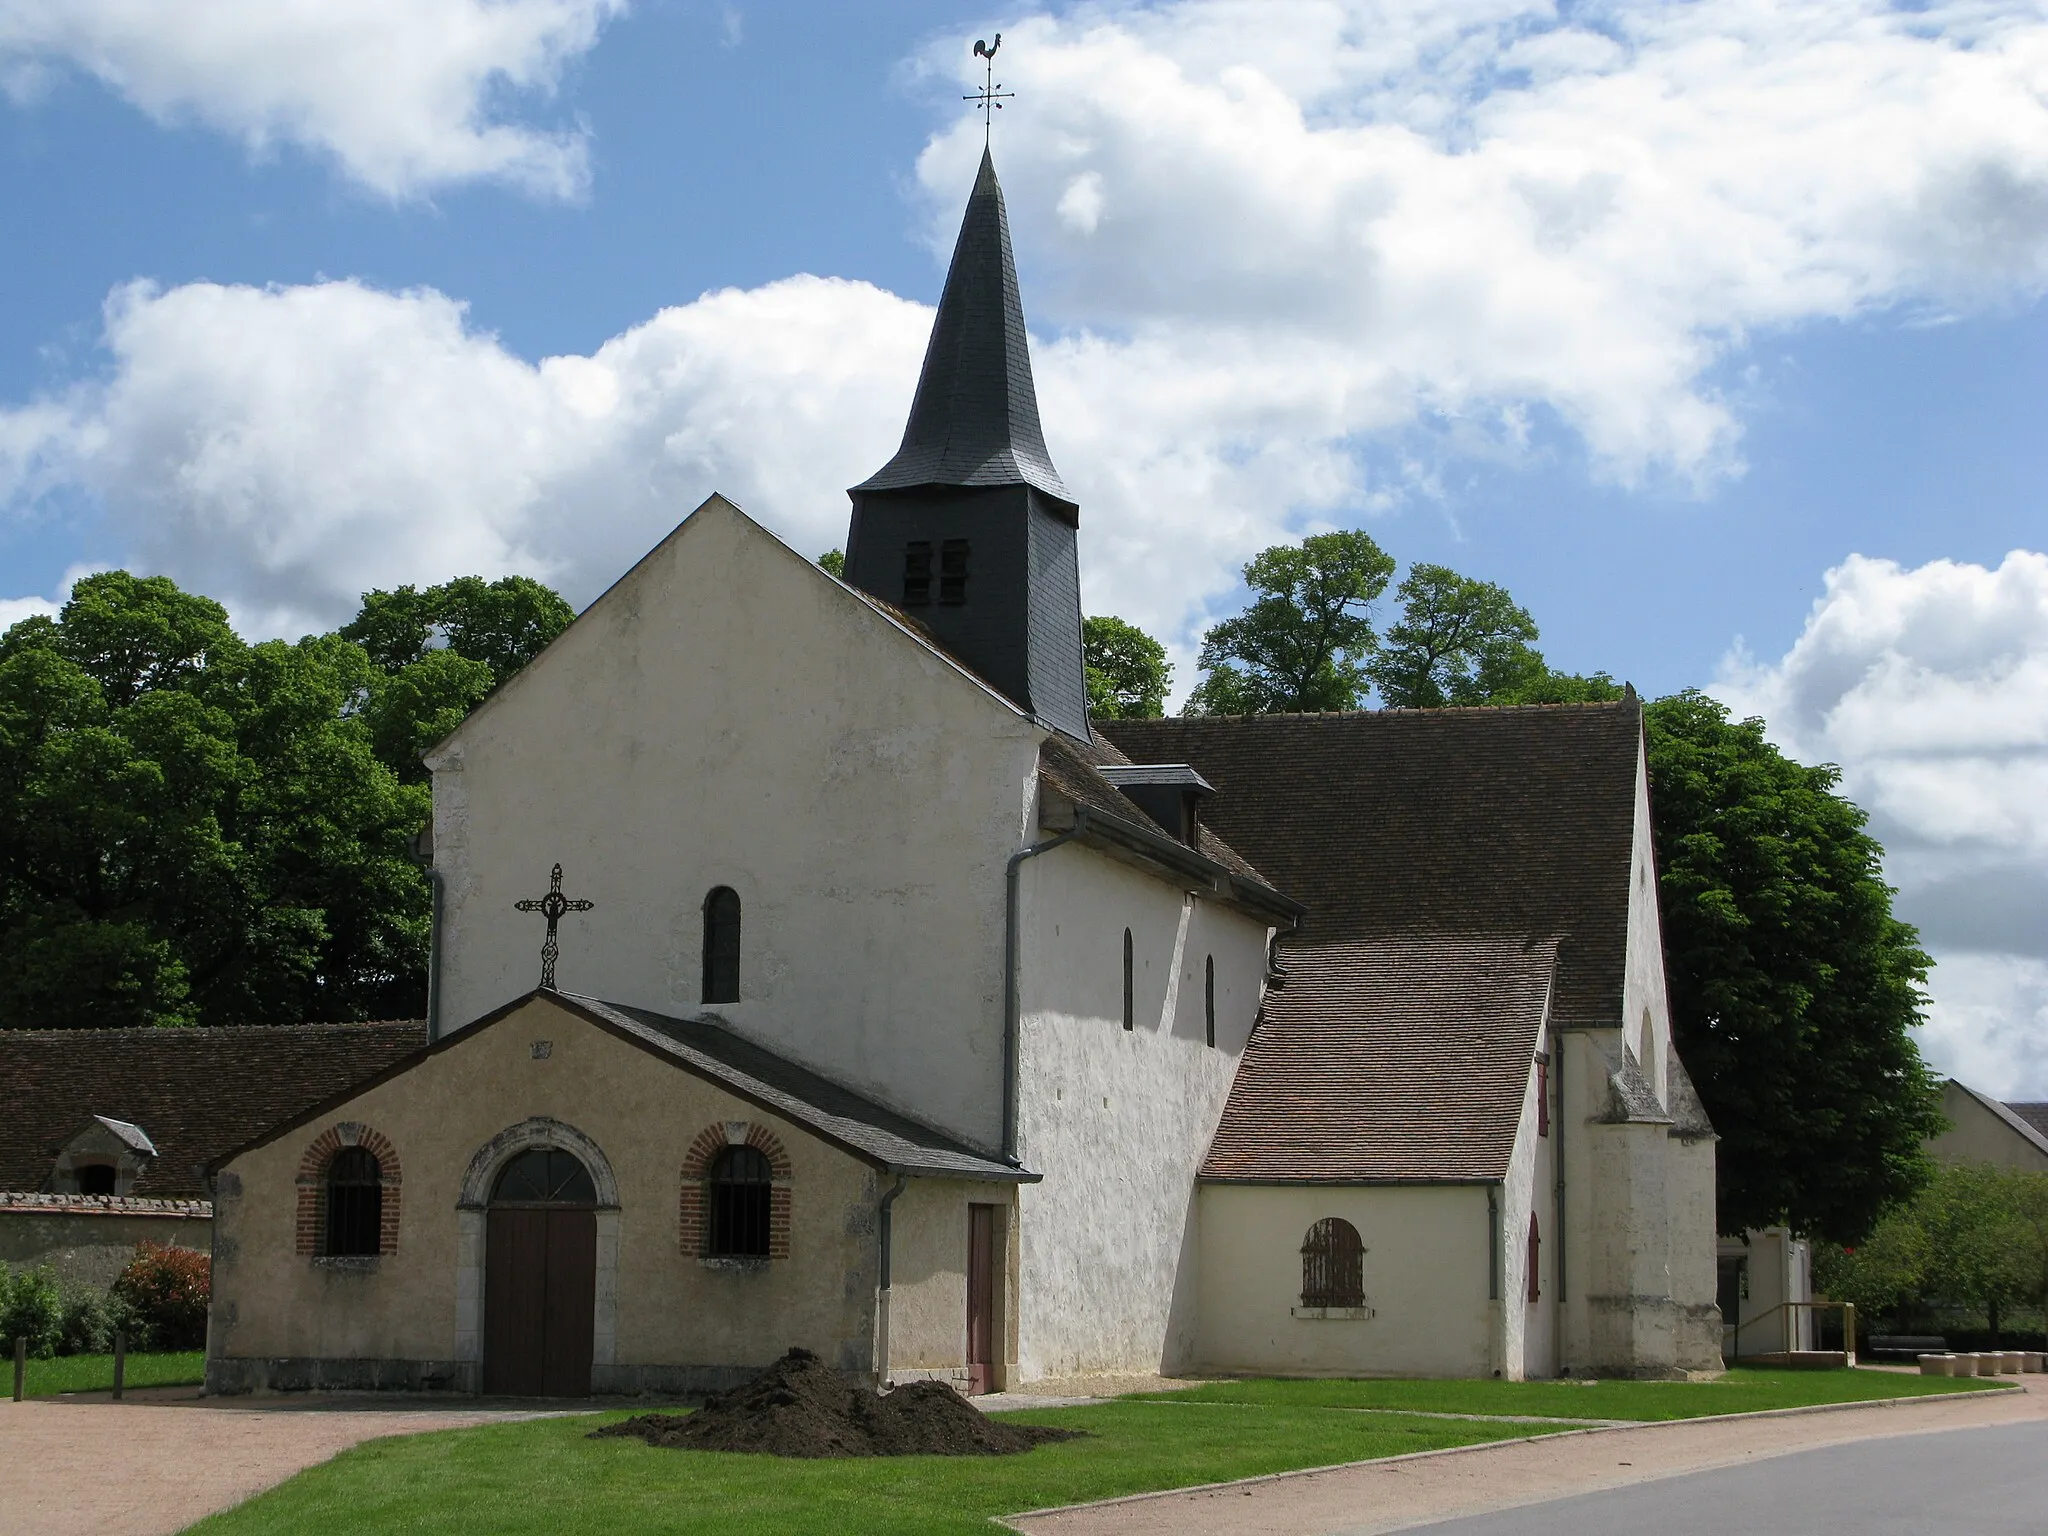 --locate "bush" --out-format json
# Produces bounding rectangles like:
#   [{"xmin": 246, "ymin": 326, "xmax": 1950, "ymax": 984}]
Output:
[
  {"xmin": 112, "ymin": 1242, "xmax": 209, "ymax": 1351},
  {"xmin": 0, "ymin": 1264, "xmax": 65, "ymax": 1358}
]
